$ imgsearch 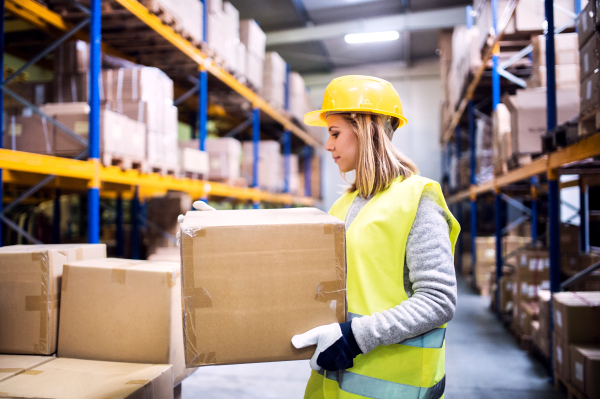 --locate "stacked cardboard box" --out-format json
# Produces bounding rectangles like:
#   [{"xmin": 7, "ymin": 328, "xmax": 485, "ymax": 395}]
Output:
[
  {"xmin": 205, "ymin": 137, "xmax": 242, "ymax": 181},
  {"xmin": 531, "ymin": 290, "xmax": 551, "ymax": 358},
  {"xmin": 58, "ymin": 258, "xmax": 196, "ymax": 385},
  {"xmin": 207, "ymin": 1, "xmax": 240, "ymax": 72},
  {"xmin": 261, "ymin": 52, "xmax": 287, "ymax": 111},
  {"xmin": 141, "ymin": 0, "xmax": 203, "ymax": 45},
  {"xmin": 529, "ymin": 33, "xmax": 579, "ymax": 89},
  {"xmin": 146, "ymin": 192, "xmax": 192, "ymax": 257},
  {"xmin": 240, "ymin": 19, "xmax": 266, "ymax": 90},
  {"xmin": 178, "ymin": 140, "xmax": 210, "ymax": 177},
  {"xmin": 578, "ymin": 1, "xmax": 600, "ymax": 136},
  {"xmin": 0, "ymin": 358, "xmax": 173, "ymax": 399},
  {"xmin": 289, "ymin": 72, "xmax": 307, "ymax": 122},
  {"xmin": 3, "ymin": 81, "xmax": 52, "ymax": 112},
  {"xmin": 0, "ymin": 355, "xmax": 55, "ymax": 383},
  {"xmin": 493, "ymin": 104, "xmax": 511, "ymax": 175},
  {"xmin": 281, "ymin": 153, "xmax": 300, "ymax": 195},
  {"xmin": 242, "ymin": 140, "xmax": 283, "ymax": 192},
  {"xmin": 53, "ymin": 40, "xmax": 98, "ymax": 104},
  {"xmin": 552, "ymin": 291, "xmax": 600, "ymax": 397},
  {"xmin": 179, "ymin": 208, "xmax": 346, "ymax": 366},
  {"xmin": 0, "ymin": 244, "xmax": 106, "ymax": 355}
]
